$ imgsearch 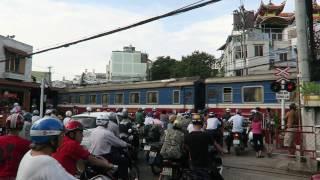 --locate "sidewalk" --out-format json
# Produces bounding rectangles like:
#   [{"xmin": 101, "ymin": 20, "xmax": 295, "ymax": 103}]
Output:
[{"xmin": 222, "ymin": 149, "xmax": 314, "ymax": 179}]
